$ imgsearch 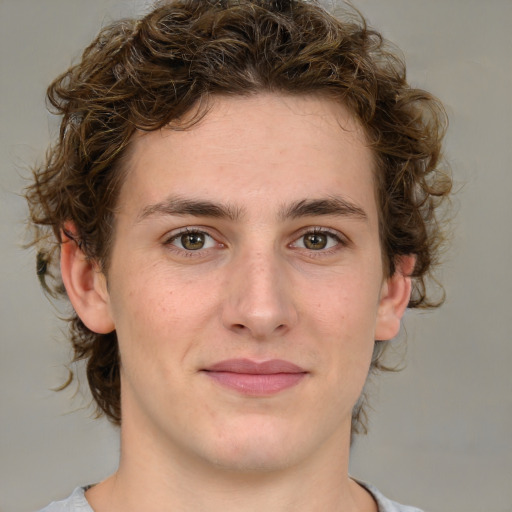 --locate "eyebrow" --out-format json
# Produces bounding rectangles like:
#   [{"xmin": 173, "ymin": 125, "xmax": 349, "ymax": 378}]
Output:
[
  {"xmin": 137, "ymin": 196, "xmax": 243, "ymax": 222},
  {"xmin": 137, "ymin": 194, "xmax": 367, "ymax": 223},
  {"xmin": 278, "ymin": 196, "xmax": 368, "ymax": 222}
]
